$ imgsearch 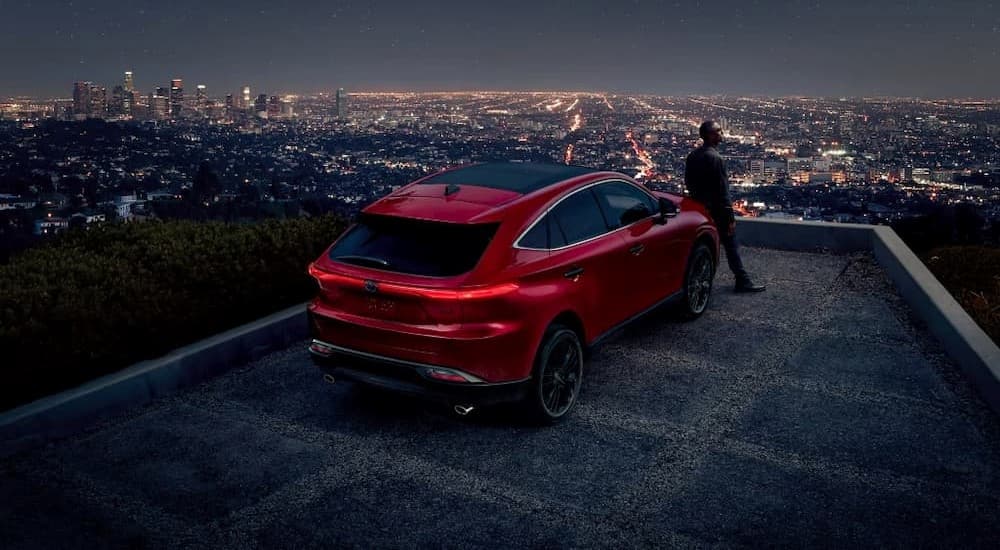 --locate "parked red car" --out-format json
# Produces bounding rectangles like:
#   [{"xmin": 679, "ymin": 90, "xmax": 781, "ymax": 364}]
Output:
[{"xmin": 308, "ymin": 162, "xmax": 718, "ymax": 422}]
